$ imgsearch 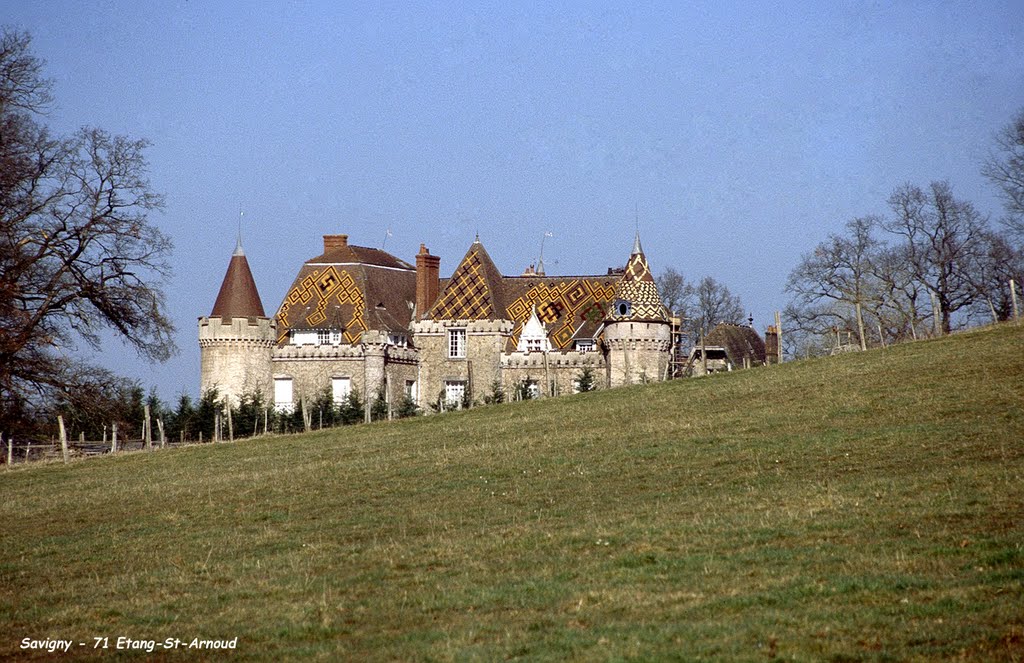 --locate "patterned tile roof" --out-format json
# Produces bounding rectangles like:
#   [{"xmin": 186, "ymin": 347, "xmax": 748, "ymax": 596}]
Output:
[
  {"xmin": 606, "ymin": 239, "xmax": 669, "ymax": 323},
  {"xmin": 427, "ymin": 239, "xmax": 622, "ymax": 351},
  {"xmin": 275, "ymin": 242, "xmax": 416, "ymax": 345}
]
